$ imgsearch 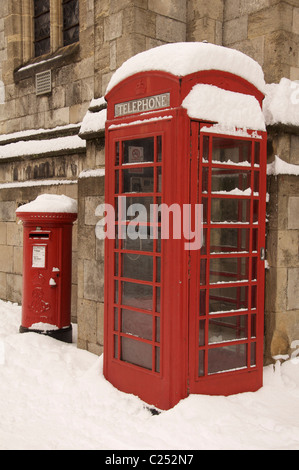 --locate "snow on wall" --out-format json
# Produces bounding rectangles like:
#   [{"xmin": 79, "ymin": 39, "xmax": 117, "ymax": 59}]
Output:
[
  {"xmin": 0, "ymin": 135, "xmax": 85, "ymax": 160},
  {"xmin": 16, "ymin": 194, "xmax": 78, "ymax": 214},
  {"xmin": 79, "ymin": 109, "xmax": 107, "ymax": 135},
  {"xmin": 267, "ymin": 155, "xmax": 299, "ymax": 176},
  {"xmin": 263, "ymin": 78, "xmax": 299, "ymax": 127},
  {"xmin": 106, "ymin": 42, "xmax": 266, "ymax": 94},
  {"xmin": 182, "ymin": 84, "xmax": 266, "ymax": 131}
]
